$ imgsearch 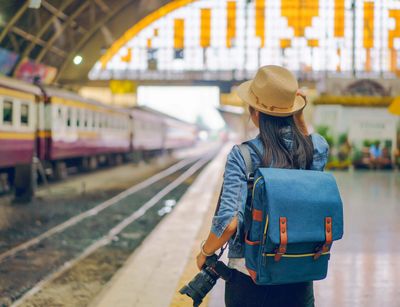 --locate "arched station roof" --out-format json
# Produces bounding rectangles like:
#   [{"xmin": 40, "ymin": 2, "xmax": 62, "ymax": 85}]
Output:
[
  {"xmin": 1, "ymin": 1, "xmax": 400, "ymax": 86},
  {"xmin": 0, "ymin": 0, "xmax": 172, "ymax": 85}
]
